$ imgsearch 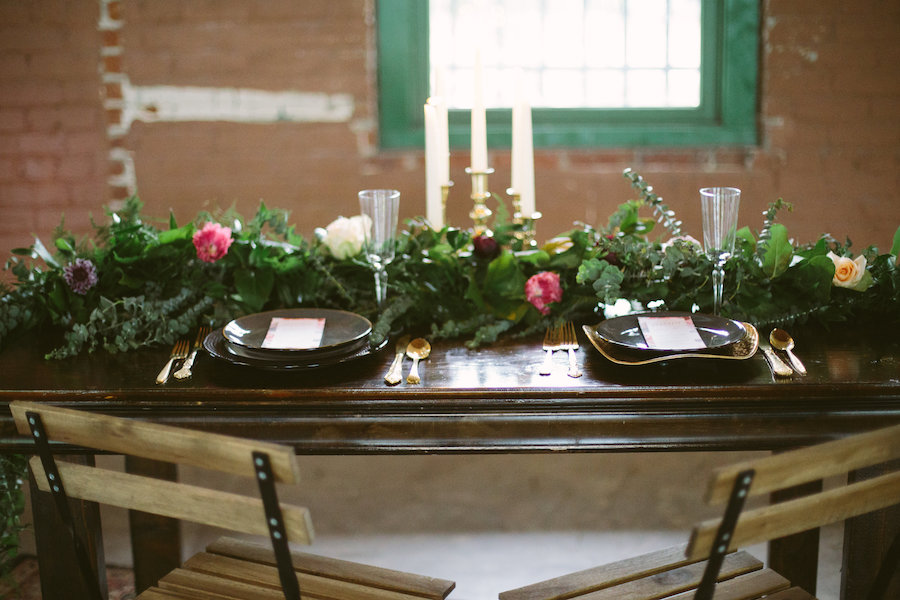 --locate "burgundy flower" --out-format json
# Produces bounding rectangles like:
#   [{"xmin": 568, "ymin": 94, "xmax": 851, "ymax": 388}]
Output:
[
  {"xmin": 193, "ymin": 222, "xmax": 233, "ymax": 263},
  {"xmin": 63, "ymin": 258, "xmax": 99, "ymax": 295},
  {"xmin": 525, "ymin": 271, "xmax": 563, "ymax": 315},
  {"xmin": 473, "ymin": 235, "xmax": 500, "ymax": 260}
]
